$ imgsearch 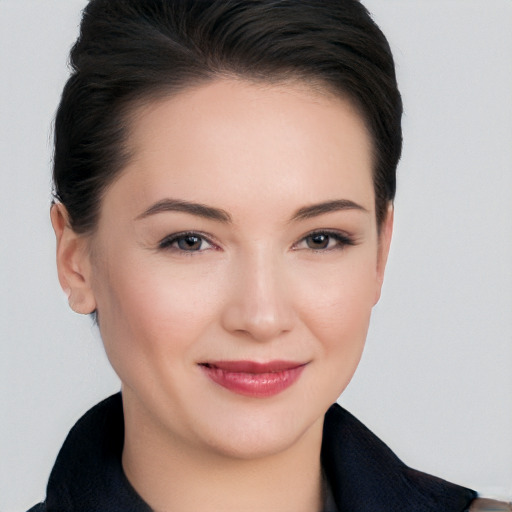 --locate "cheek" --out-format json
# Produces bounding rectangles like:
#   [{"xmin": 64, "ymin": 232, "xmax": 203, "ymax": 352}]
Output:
[
  {"xmin": 293, "ymin": 253, "xmax": 378, "ymax": 393},
  {"xmin": 92, "ymin": 253, "xmax": 224, "ymax": 376},
  {"xmin": 303, "ymin": 280, "xmax": 374, "ymax": 358},
  {"xmin": 295, "ymin": 252, "xmax": 378, "ymax": 336}
]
